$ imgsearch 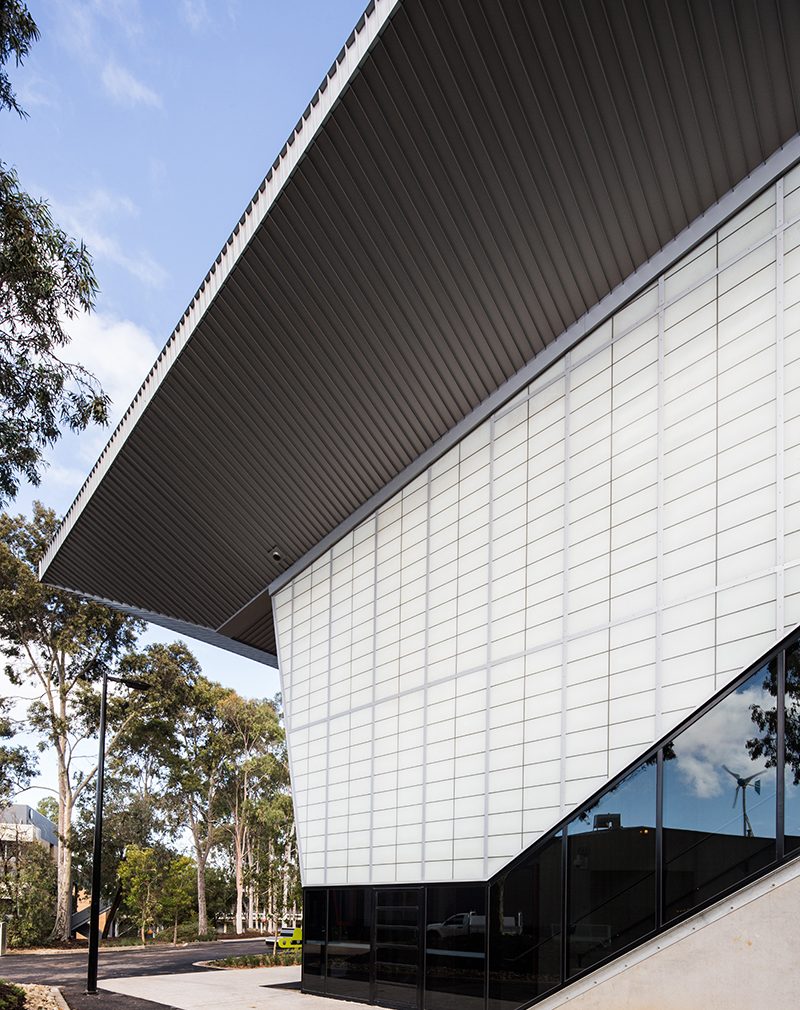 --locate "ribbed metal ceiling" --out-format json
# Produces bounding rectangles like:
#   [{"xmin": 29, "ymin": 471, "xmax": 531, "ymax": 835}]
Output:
[{"xmin": 41, "ymin": 0, "xmax": 800, "ymax": 663}]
